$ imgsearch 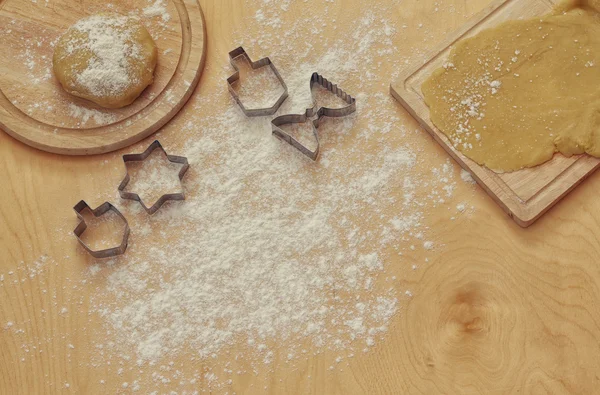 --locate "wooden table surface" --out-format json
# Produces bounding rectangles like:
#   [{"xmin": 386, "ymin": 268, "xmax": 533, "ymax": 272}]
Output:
[{"xmin": 3, "ymin": 0, "xmax": 600, "ymax": 393}]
